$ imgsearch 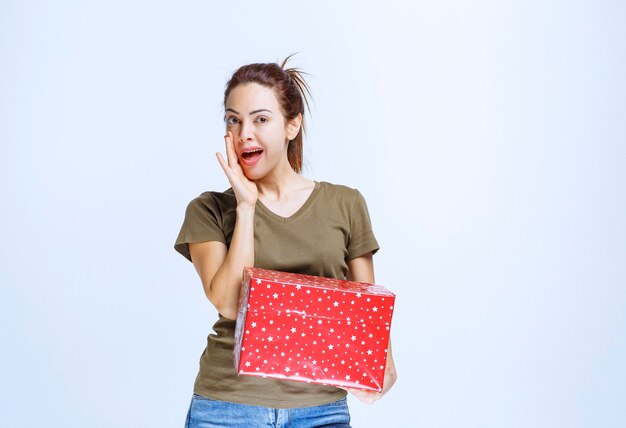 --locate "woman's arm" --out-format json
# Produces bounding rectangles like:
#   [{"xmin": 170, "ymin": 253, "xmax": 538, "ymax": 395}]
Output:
[
  {"xmin": 345, "ymin": 252, "xmax": 398, "ymax": 404},
  {"xmin": 188, "ymin": 132, "xmax": 258, "ymax": 320},
  {"xmin": 189, "ymin": 204, "xmax": 254, "ymax": 320}
]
